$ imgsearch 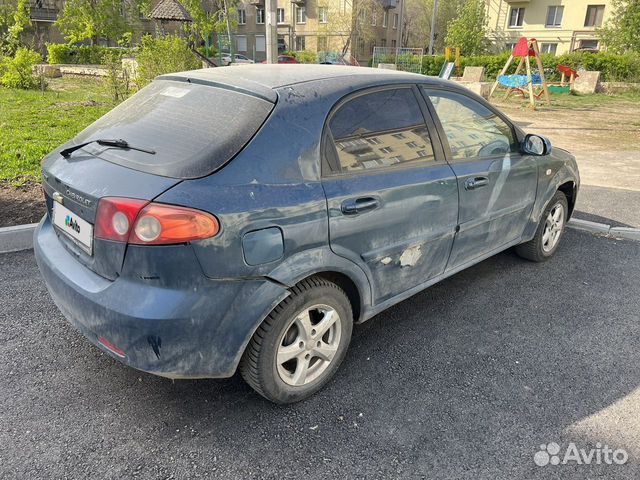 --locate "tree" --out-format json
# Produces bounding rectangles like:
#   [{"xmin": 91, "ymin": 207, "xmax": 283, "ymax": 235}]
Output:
[
  {"xmin": 444, "ymin": 0, "xmax": 487, "ymax": 55},
  {"xmin": 402, "ymin": 0, "xmax": 465, "ymax": 51},
  {"xmin": 0, "ymin": 0, "xmax": 32, "ymax": 54},
  {"xmin": 318, "ymin": 0, "xmax": 378, "ymax": 59},
  {"xmin": 55, "ymin": 0, "xmax": 145, "ymax": 44},
  {"xmin": 181, "ymin": 0, "xmax": 238, "ymax": 54},
  {"xmin": 600, "ymin": 0, "xmax": 640, "ymax": 53}
]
